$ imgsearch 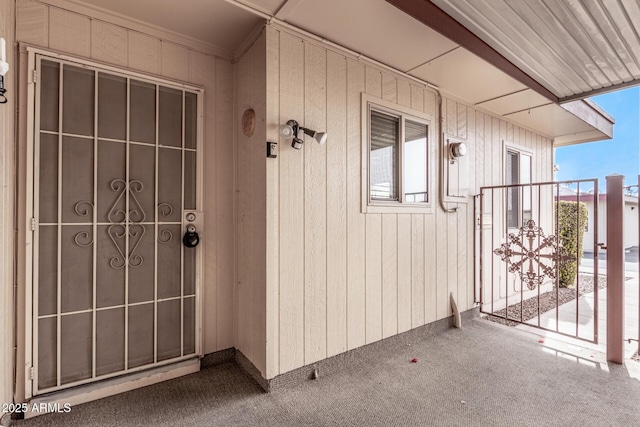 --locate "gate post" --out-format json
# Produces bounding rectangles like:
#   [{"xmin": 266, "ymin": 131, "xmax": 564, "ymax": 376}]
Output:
[{"xmin": 606, "ymin": 174, "xmax": 625, "ymax": 364}]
